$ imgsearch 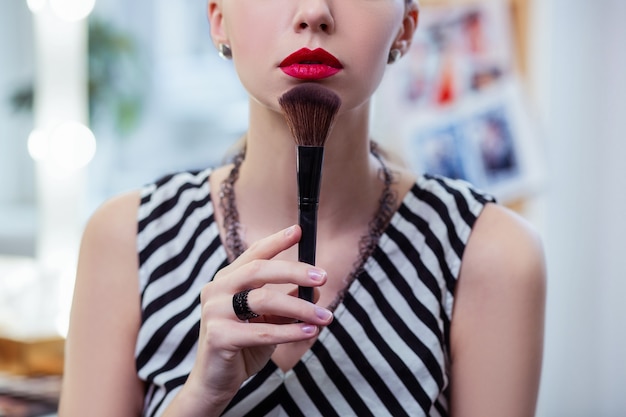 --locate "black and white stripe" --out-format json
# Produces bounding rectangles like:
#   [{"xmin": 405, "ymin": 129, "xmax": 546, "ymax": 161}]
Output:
[{"xmin": 134, "ymin": 170, "xmax": 494, "ymax": 416}]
